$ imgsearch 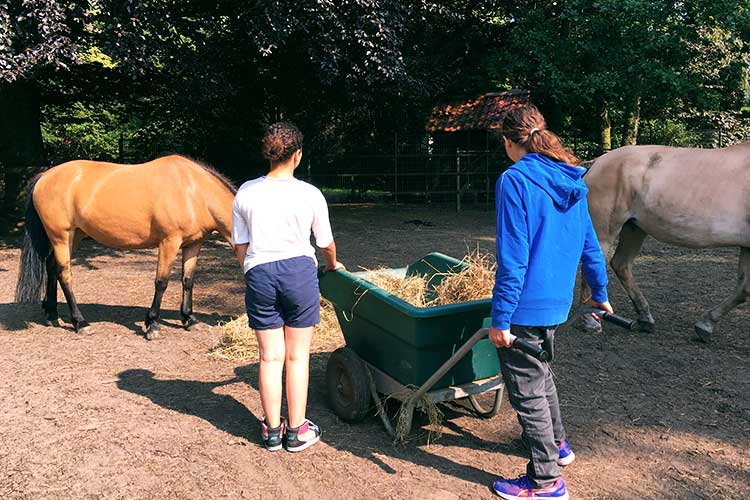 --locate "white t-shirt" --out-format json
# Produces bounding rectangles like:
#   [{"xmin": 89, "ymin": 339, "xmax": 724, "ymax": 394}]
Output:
[{"xmin": 231, "ymin": 176, "xmax": 334, "ymax": 273}]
